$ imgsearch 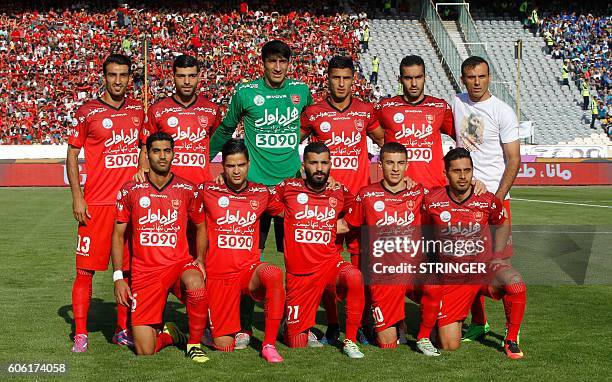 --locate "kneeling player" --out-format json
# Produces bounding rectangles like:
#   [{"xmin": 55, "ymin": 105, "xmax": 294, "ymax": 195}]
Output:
[
  {"xmin": 271, "ymin": 142, "xmax": 366, "ymax": 358},
  {"xmin": 340, "ymin": 142, "xmax": 442, "ymax": 356},
  {"xmin": 423, "ymin": 148, "xmax": 526, "ymax": 359},
  {"xmin": 112, "ymin": 132, "xmax": 210, "ymax": 362},
  {"xmin": 198, "ymin": 139, "xmax": 285, "ymax": 363}
]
